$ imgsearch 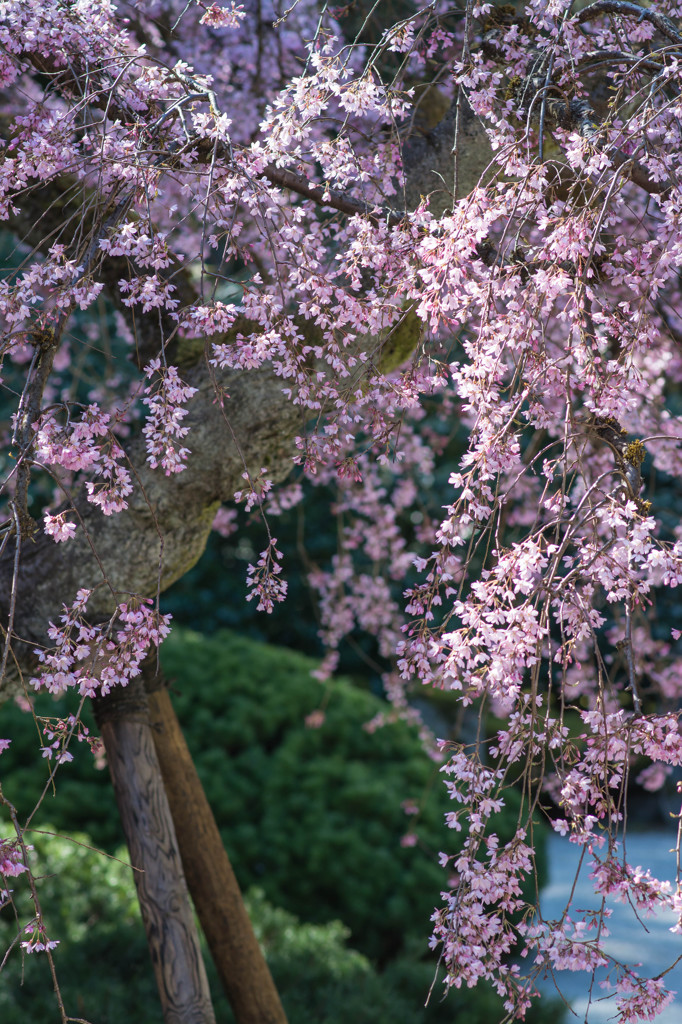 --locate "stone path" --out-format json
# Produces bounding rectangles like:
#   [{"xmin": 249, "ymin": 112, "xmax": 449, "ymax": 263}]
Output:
[{"xmin": 538, "ymin": 830, "xmax": 682, "ymax": 1023}]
